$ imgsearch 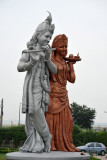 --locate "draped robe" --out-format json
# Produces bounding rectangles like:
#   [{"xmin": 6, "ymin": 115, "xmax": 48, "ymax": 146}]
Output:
[{"xmin": 45, "ymin": 59, "xmax": 77, "ymax": 151}]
